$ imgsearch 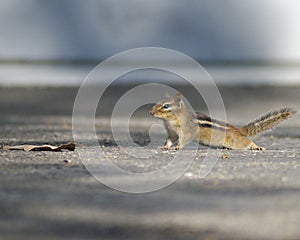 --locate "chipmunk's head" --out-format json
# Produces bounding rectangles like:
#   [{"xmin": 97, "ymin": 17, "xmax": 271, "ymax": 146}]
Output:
[{"xmin": 150, "ymin": 92, "xmax": 185, "ymax": 120}]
